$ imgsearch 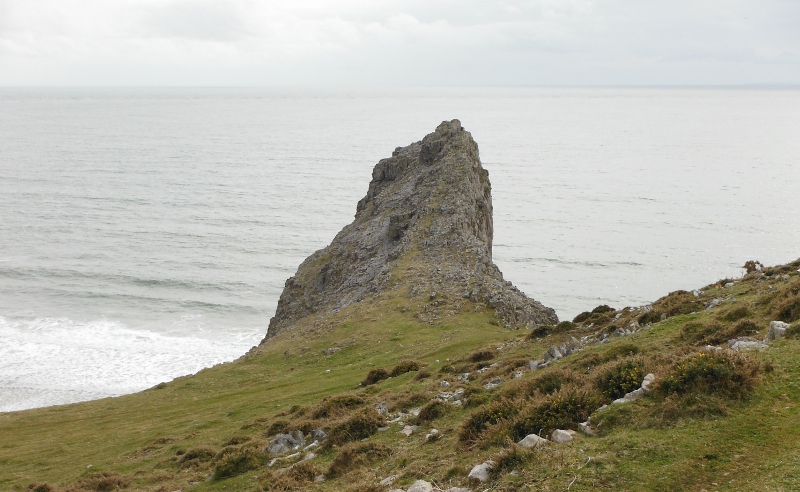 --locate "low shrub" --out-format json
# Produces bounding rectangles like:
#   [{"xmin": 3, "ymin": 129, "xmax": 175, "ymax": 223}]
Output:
[
  {"xmin": 527, "ymin": 324, "xmax": 553, "ymax": 339},
  {"xmin": 390, "ymin": 391, "xmax": 428, "ymax": 412},
  {"xmin": 27, "ymin": 484, "xmax": 57, "ymax": 492},
  {"xmin": 681, "ymin": 320, "xmax": 760, "ymax": 346},
  {"xmin": 491, "ymin": 446, "xmax": 536, "ymax": 477},
  {"xmin": 595, "ymin": 359, "xmax": 646, "ymax": 400},
  {"xmin": 659, "ymin": 350, "xmax": 760, "ymax": 400},
  {"xmin": 266, "ymin": 420, "xmax": 290, "ymax": 436},
  {"xmin": 414, "ymin": 369, "xmax": 432, "ymax": 380},
  {"xmin": 360, "ymin": 368, "xmax": 389, "ymax": 387},
  {"xmin": 463, "ymin": 387, "xmax": 492, "ymax": 408},
  {"xmin": 511, "ymin": 390, "xmax": 602, "ymax": 440},
  {"xmin": 774, "ymin": 293, "xmax": 800, "ymax": 323},
  {"xmin": 786, "ymin": 322, "xmax": 800, "ymax": 339},
  {"xmin": 180, "ymin": 446, "xmax": 217, "ymax": 468},
  {"xmin": 555, "ymin": 320, "xmax": 576, "ymax": 331},
  {"xmin": 459, "ymin": 399, "xmax": 518, "ymax": 443},
  {"xmin": 326, "ymin": 443, "xmax": 392, "ymax": 478},
  {"xmin": 214, "ymin": 446, "xmax": 268, "ymax": 479},
  {"xmin": 572, "ymin": 311, "xmax": 592, "ymax": 324},
  {"xmin": 592, "ymin": 305, "xmax": 615, "ymax": 315},
  {"xmin": 390, "ymin": 360, "xmax": 422, "ymax": 377},
  {"xmin": 516, "ymin": 369, "xmax": 580, "ymax": 397},
  {"xmin": 327, "ymin": 408, "xmax": 385, "ymax": 446},
  {"xmin": 416, "ymin": 400, "xmax": 449, "ymax": 422},
  {"xmin": 719, "ymin": 306, "xmax": 751, "ymax": 322},
  {"xmin": 311, "ymin": 395, "xmax": 365, "ymax": 419},
  {"xmin": 602, "ymin": 343, "xmax": 640, "ymax": 361},
  {"xmin": 224, "ymin": 435, "xmax": 251, "ymax": 446},
  {"xmin": 65, "ymin": 472, "xmax": 130, "ymax": 492},
  {"xmin": 469, "ymin": 349, "xmax": 498, "ymax": 363}
]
